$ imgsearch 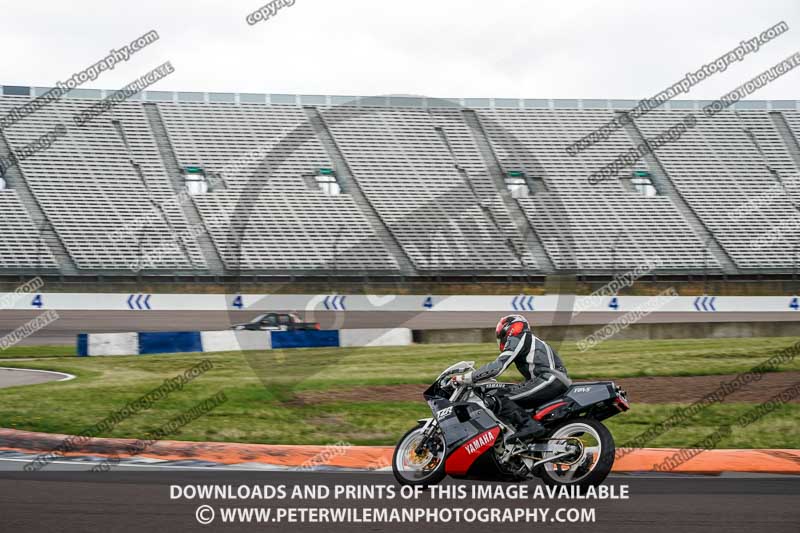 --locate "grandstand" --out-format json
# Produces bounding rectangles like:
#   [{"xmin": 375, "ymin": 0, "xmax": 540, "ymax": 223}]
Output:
[{"xmin": 1, "ymin": 86, "xmax": 799, "ymax": 280}]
